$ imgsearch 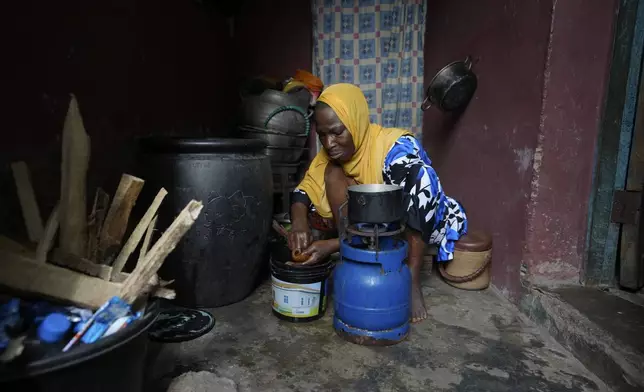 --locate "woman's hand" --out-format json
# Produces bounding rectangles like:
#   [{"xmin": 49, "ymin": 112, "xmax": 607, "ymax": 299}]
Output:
[
  {"xmin": 288, "ymin": 202, "xmax": 312, "ymax": 251},
  {"xmin": 287, "ymin": 230, "xmax": 312, "ymax": 252},
  {"xmin": 299, "ymin": 239, "xmax": 339, "ymax": 266}
]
